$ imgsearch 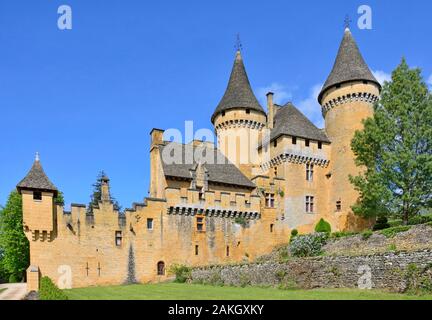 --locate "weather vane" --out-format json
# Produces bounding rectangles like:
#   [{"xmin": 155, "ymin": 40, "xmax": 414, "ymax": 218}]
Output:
[
  {"xmin": 235, "ymin": 33, "xmax": 243, "ymax": 52},
  {"xmin": 344, "ymin": 14, "xmax": 352, "ymax": 29}
]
